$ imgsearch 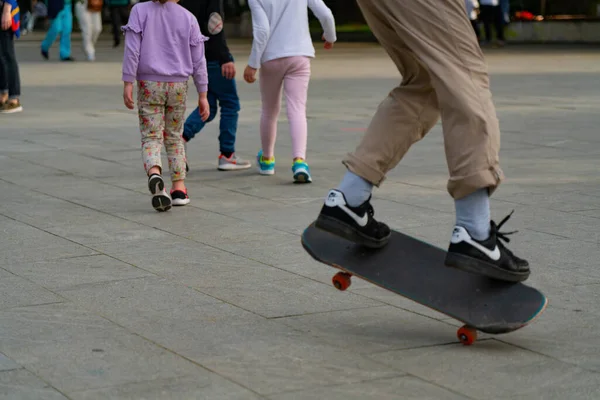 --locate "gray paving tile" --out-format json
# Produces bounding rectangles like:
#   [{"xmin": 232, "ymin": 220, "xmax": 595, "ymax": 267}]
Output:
[
  {"xmin": 370, "ymin": 341, "xmax": 600, "ymax": 399},
  {"xmin": 0, "ymin": 369, "xmax": 68, "ymax": 400},
  {"xmin": 497, "ymin": 384, "xmax": 600, "ymax": 400},
  {"xmin": 5, "ymin": 255, "xmax": 152, "ymax": 291},
  {"xmin": 501, "ymin": 306, "xmax": 600, "ymax": 372},
  {"xmin": 71, "ymin": 375, "xmax": 262, "ymax": 400},
  {"xmin": 186, "ymin": 332, "xmax": 399, "ymax": 396},
  {"xmin": 57, "ymin": 276, "xmax": 221, "ymax": 317},
  {"xmin": 0, "ymin": 216, "xmax": 99, "ymax": 263},
  {"xmin": 268, "ymin": 376, "xmax": 467, "ymax": 400},
  {"xmin": 46, "ymin": 218, "xmax": 173, "ymax": 246},
  {"xmin": 0, "ymin": 270, "xmax": 64, "ymax": 310},
  {"xmin": 86, "ymin": 238, "xmax": 297, "ymax": 289},
  {"xmin": 277, "ymin": 306, "xmax": 457, "ymax": 353},
  {"xmin": 0, "ymin": 303, "xmax": 208, "ymax": 393},
  {"xmin": 14, "ymin": 150, "xmax": 127, "ymax": 180},
  {"xmin": 97, "ymin": 302, "xmax": 274, "ymax": 356},
  {"xmin": 199, "ymin": 275, "xmax": 381, "ymax": 318},
  {"xmin": 0, "ymin": 353, "xmax": 20, "ymax": 372}
]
